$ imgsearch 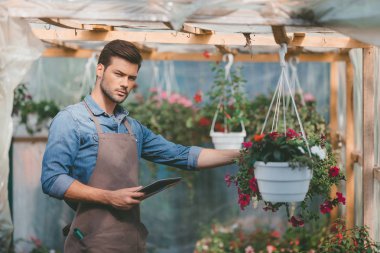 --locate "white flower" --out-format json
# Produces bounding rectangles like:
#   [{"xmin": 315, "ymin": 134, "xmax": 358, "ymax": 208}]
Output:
[{"xmin": 310, "ymin": 145, "xmax": 326, "ymax": 160}]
